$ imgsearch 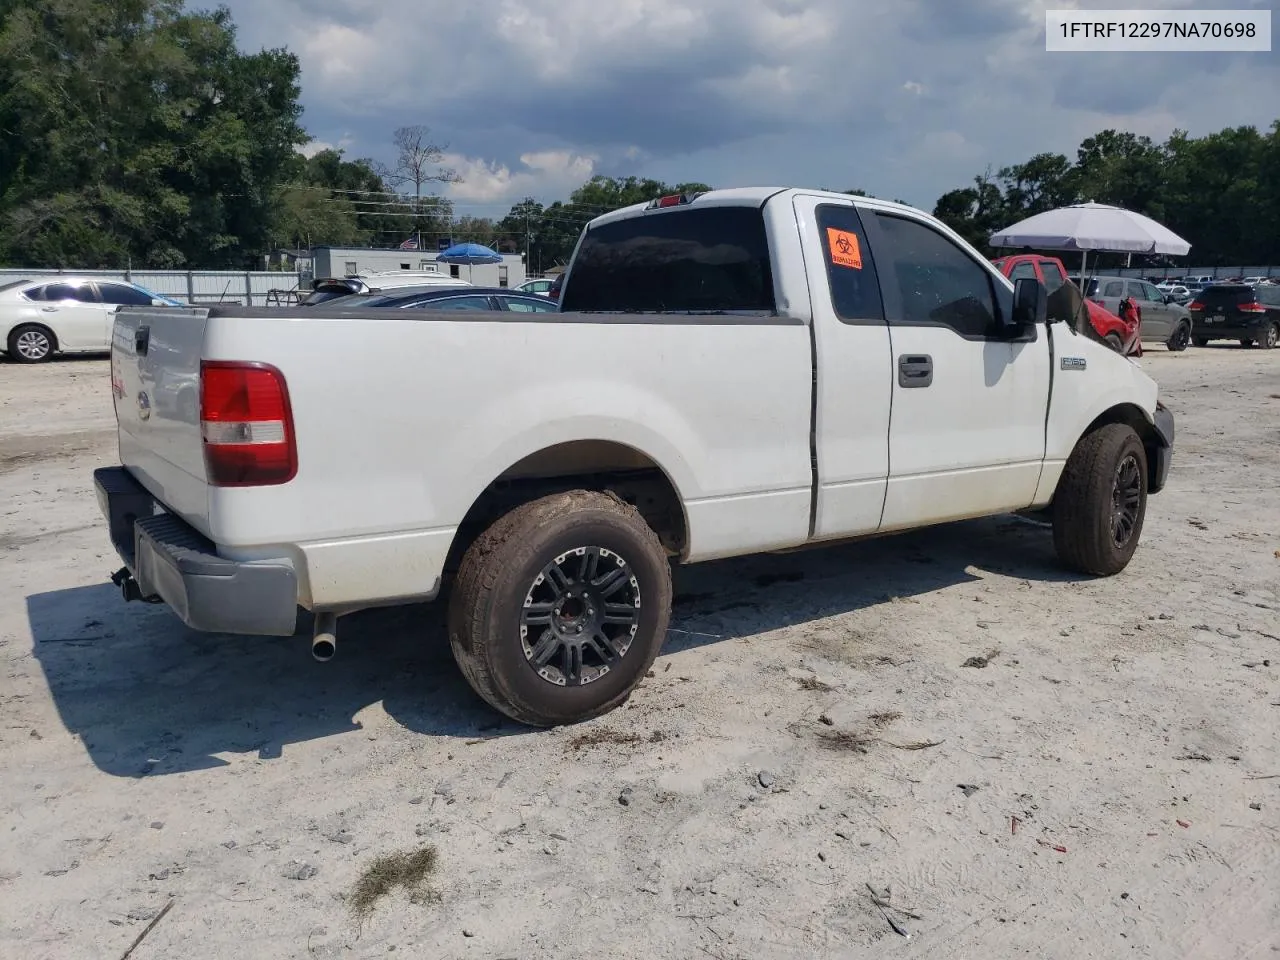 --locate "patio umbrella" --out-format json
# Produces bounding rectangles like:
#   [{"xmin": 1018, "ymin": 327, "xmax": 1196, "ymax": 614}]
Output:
[
  {"xmin": 991, "ymin": 202, "xmax": 1191, "ymax": 275},
  {"xmin": 436, "ymin": 242, "xmax": 503, "ymax": 281}
]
